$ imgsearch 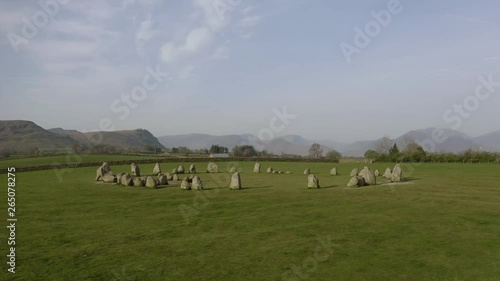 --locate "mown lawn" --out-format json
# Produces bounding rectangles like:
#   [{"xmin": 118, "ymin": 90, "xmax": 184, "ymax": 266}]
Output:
[{"xmin": 0, "ymin": 161, "xmax": 499, "ymax": 280}]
